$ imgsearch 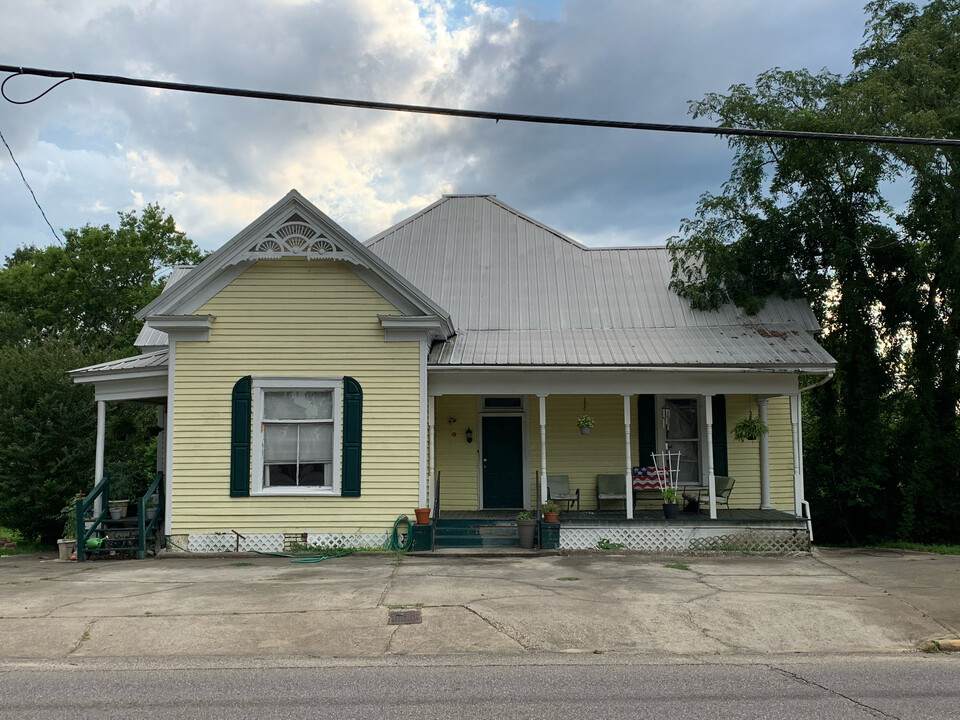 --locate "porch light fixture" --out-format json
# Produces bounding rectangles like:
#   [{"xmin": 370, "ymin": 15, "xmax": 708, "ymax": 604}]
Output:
[{"xmin": 465, "ymin": 427, "xmax": 473, "ymax": 443}]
